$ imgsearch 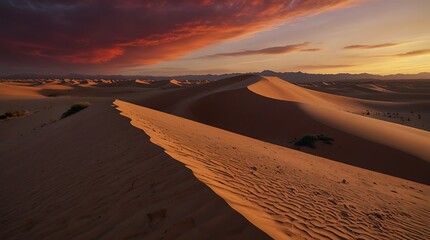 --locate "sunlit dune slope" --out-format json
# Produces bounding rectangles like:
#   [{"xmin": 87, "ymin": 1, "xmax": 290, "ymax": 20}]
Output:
[
  {"xmin": 136, "ymin": 75, "xmax": 430, "ymax": 184},
  {"xmin": 0, "ymin": 82, "xmax": 72, "ymax": 99},
  {"xmin": 248, "ymin": 76, "xmax": 430, "ymax": 161},
  {"xmin": 247, "ymin": 76, "xmax": 361, "ymax": 110},
  {"xmin": 115, "ymin": 99, "xmax": 430, "ymax": 240},
  {"xmin": 299, "ymin": 80, "xmax": 430, "ymax": 130}
]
